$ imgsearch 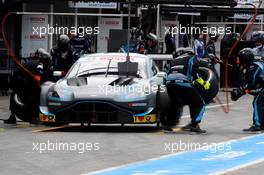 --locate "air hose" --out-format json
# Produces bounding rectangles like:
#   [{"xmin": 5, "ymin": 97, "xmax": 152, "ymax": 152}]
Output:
[
  {"xmin": 224, "ymin": 3, "xmax": 258, "ymax": 113},
  {"xmin": 2, "ymin": 12, "xmax": 41, "ymax": 84}
]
